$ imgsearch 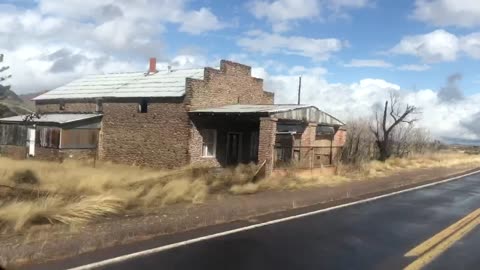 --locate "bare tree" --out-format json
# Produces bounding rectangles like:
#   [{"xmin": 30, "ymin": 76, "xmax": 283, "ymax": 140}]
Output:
[{"xmin": 370, "ymin": 92, "xmax": 421, "ymax": 161}]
